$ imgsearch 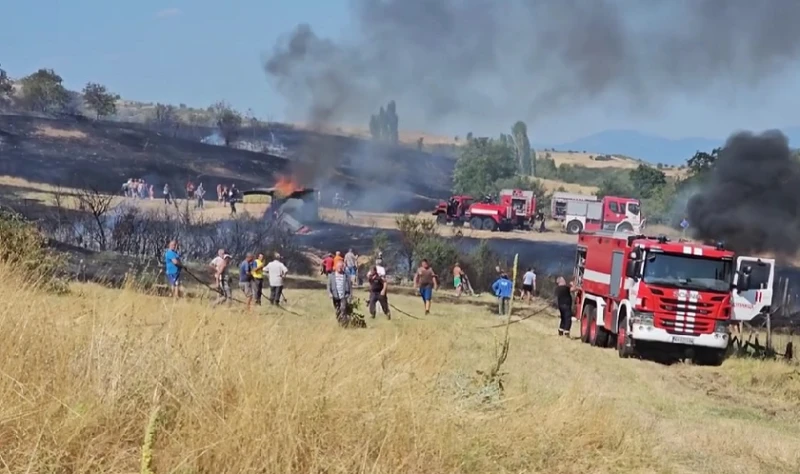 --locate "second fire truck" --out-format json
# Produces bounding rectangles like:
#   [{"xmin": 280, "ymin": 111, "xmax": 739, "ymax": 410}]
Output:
[{"xmin": 571, "ymin": 231, "xmax": 774, "ymax": 365}]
